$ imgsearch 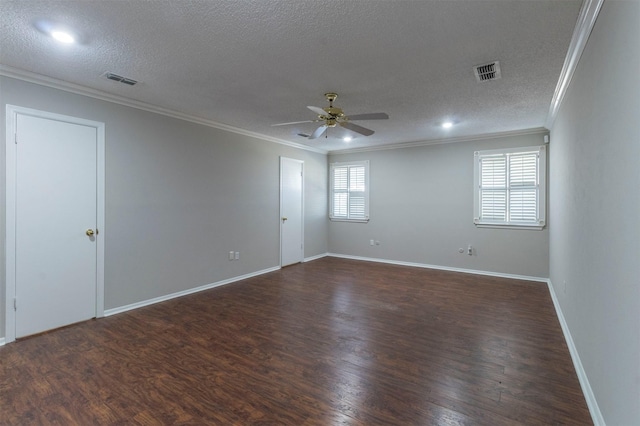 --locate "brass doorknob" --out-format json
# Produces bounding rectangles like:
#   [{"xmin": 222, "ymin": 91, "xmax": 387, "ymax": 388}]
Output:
[
  {"xmin": 282, "ymin": 217, "xmax": 288, "ymax": 222},
  {"xmin": 86, "ymin": 229, "xmax": 95, "ymax": 236}
]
